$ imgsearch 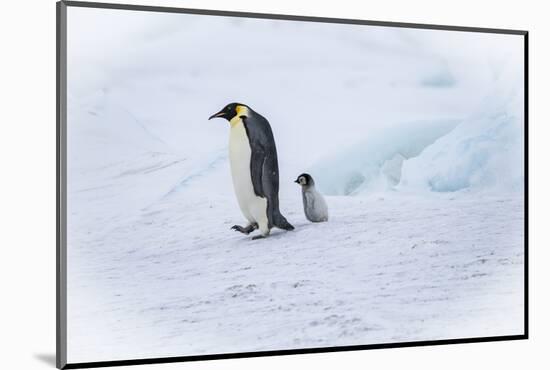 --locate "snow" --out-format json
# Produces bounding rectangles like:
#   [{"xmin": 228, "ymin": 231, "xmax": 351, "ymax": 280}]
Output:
[
  {"xmin": 67, "ymin": 176, "xmax": 524, "ymax": 362},
  {"xmin": 65, "ymin": 6, "xmax": 525, "ymax": 364}
]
